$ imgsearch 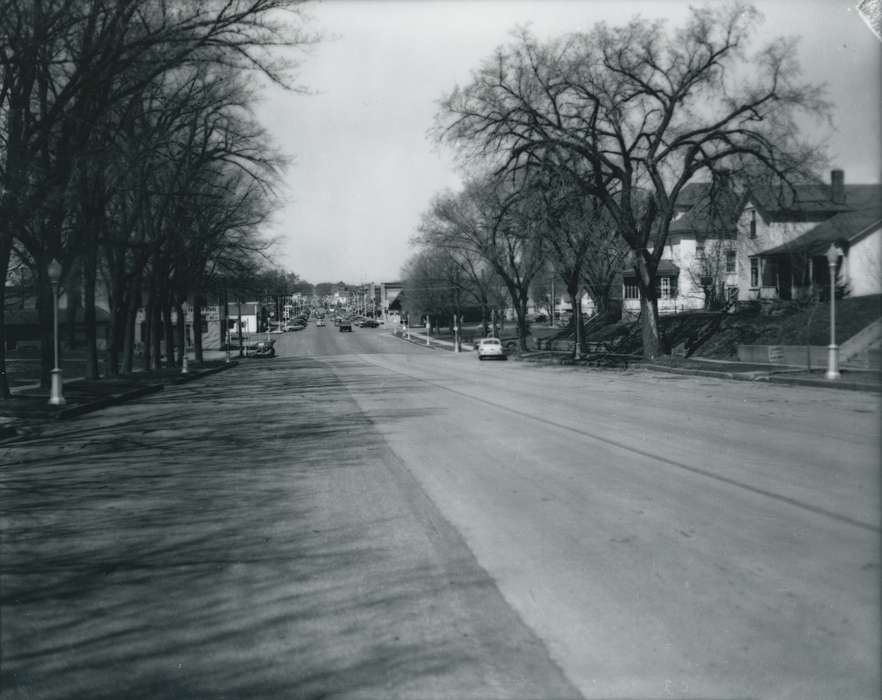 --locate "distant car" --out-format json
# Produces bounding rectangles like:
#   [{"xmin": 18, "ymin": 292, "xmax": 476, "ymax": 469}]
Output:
[
  {"xmin": 475, "ymin": 337, "xmax": 506, "ymax": 361},
  {"xmin": 339, "ymin": 321, "xmax": 352, "ymax": 332},
  {"xmin": 252, "ymin": 340, "xmax": 276, "ymax": 358},
  {"xmin": 316, "ymin": 319, "xmax": 326, "ymax": 327},
  {"xmin": 362, "ymin": 319, "xmax": 379, "ymax": 328}
]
